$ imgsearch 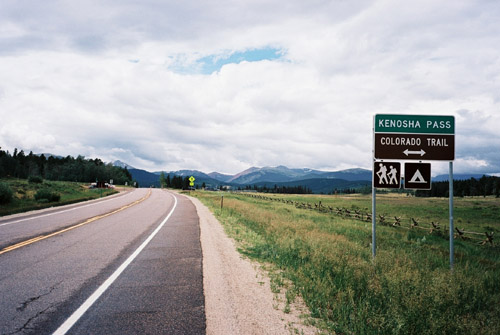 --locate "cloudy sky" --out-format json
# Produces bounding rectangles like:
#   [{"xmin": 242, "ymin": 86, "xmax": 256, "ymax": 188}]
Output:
[{"xmin": 1, "ymin": 0, "xmax": 499, "ymax": 176}]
